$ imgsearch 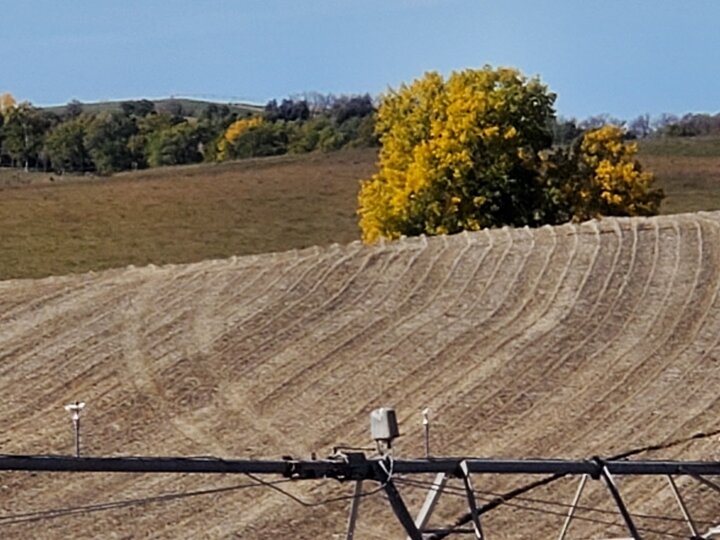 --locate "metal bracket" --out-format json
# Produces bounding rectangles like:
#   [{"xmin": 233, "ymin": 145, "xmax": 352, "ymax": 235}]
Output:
[{"xmin": 408, "ymin": 472, "xmax": 448, "ymax": 540}]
